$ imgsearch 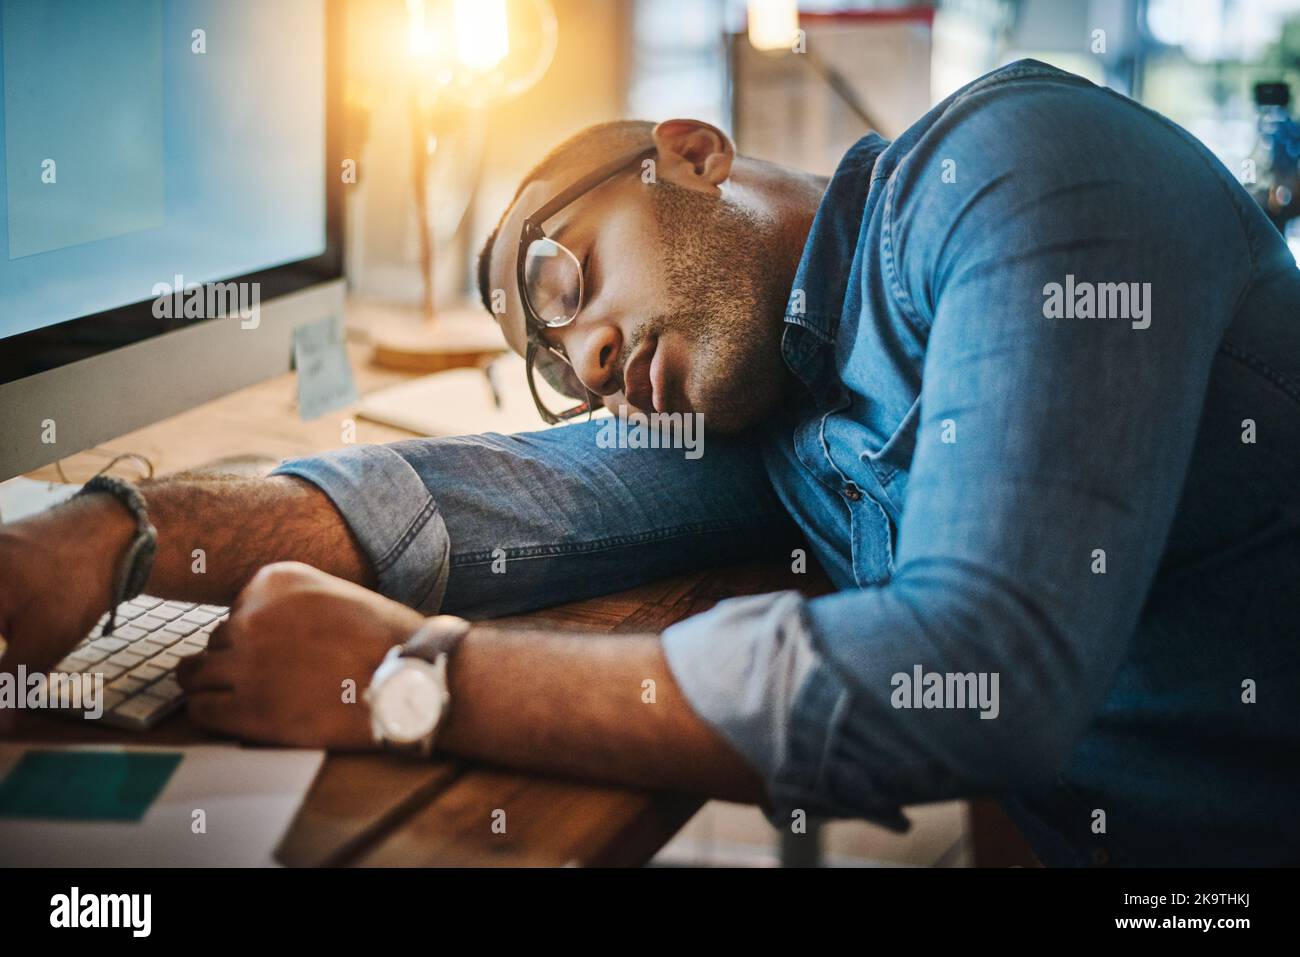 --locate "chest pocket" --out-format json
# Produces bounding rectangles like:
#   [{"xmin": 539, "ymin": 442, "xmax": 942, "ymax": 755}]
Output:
[
  {"xmin": 860, "ymin": 394, "xmax": 920, "ymax": 511},
  {"xmin": 848, "ymin": 395, "xmax": 921, "ymax": 586}
]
